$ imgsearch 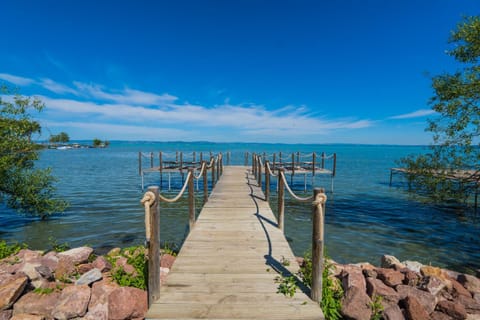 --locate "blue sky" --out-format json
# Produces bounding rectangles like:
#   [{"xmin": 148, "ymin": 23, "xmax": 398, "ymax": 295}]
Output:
[{"xmin": 1, "ymin": 1, "xmax": 478, "ymax": 144}]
